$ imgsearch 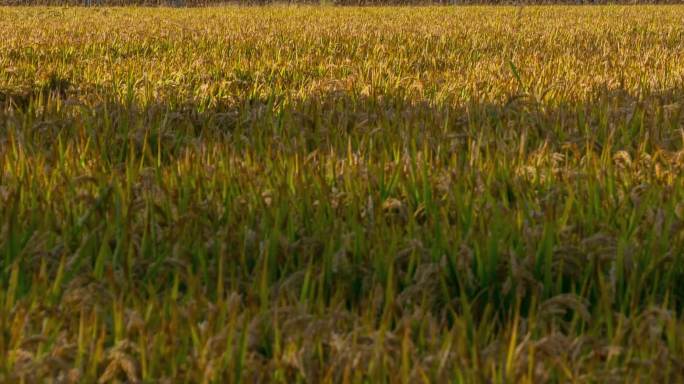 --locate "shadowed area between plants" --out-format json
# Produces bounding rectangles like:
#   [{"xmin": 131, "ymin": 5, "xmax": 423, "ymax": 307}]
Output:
[{"xmin": 3, "ymin": 85, "xmax": 684, "ymax": 382}]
